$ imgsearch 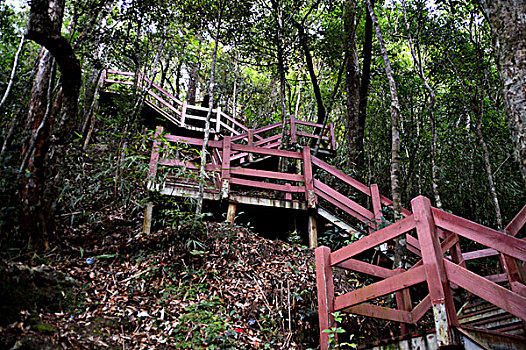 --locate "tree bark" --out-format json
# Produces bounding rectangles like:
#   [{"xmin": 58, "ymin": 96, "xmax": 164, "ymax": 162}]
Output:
[
  {"xmin": 366, "ymin": 0, "xmax": 404, "ymax": 268},
  {"xmin": 357, "ymin": 2, "xmax": 373, "ymax": 170},
  {"xmin": 196, "ymin": 7, "xmax": 222, "ymax": 215},
  {"xmin": 482, "ymin": 0, "xmax": 526, "ymax": 184},
  {"xmin": 344, "ymin": 0, "xmax": 362, "ymax": 170}
]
